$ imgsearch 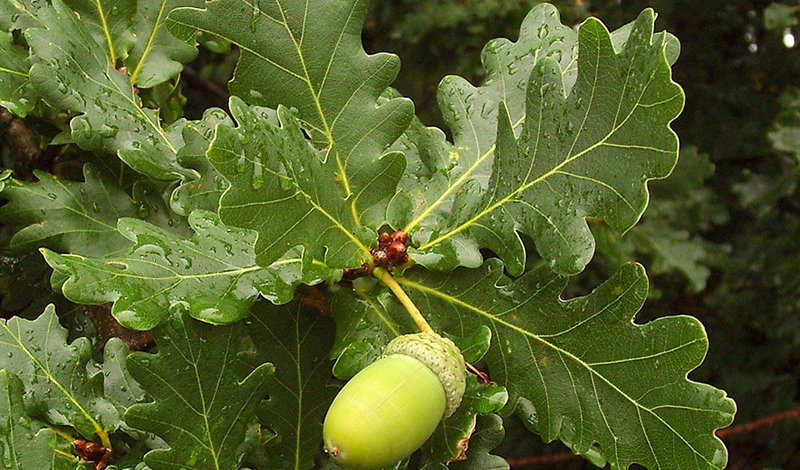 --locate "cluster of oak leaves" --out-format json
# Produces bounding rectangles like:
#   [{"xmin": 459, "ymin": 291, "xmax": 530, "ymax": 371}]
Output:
[{"xmin": 0, "ymin": 1, "xmax": 738, "ymax": 470}]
